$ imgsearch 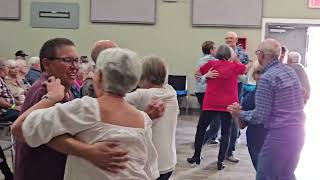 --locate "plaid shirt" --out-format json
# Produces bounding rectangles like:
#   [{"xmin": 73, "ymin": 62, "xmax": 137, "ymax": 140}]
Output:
[
  {"xmin": 0, "ymin": 77, "xmax": 16, "ymax": 115},
  {"xmin": 235, "ymin": 46, "xmax": 249, "ymax": 65},
  {"xmin": 240, "ymin": 60, "xmax": 305, "ymax": 129}
]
